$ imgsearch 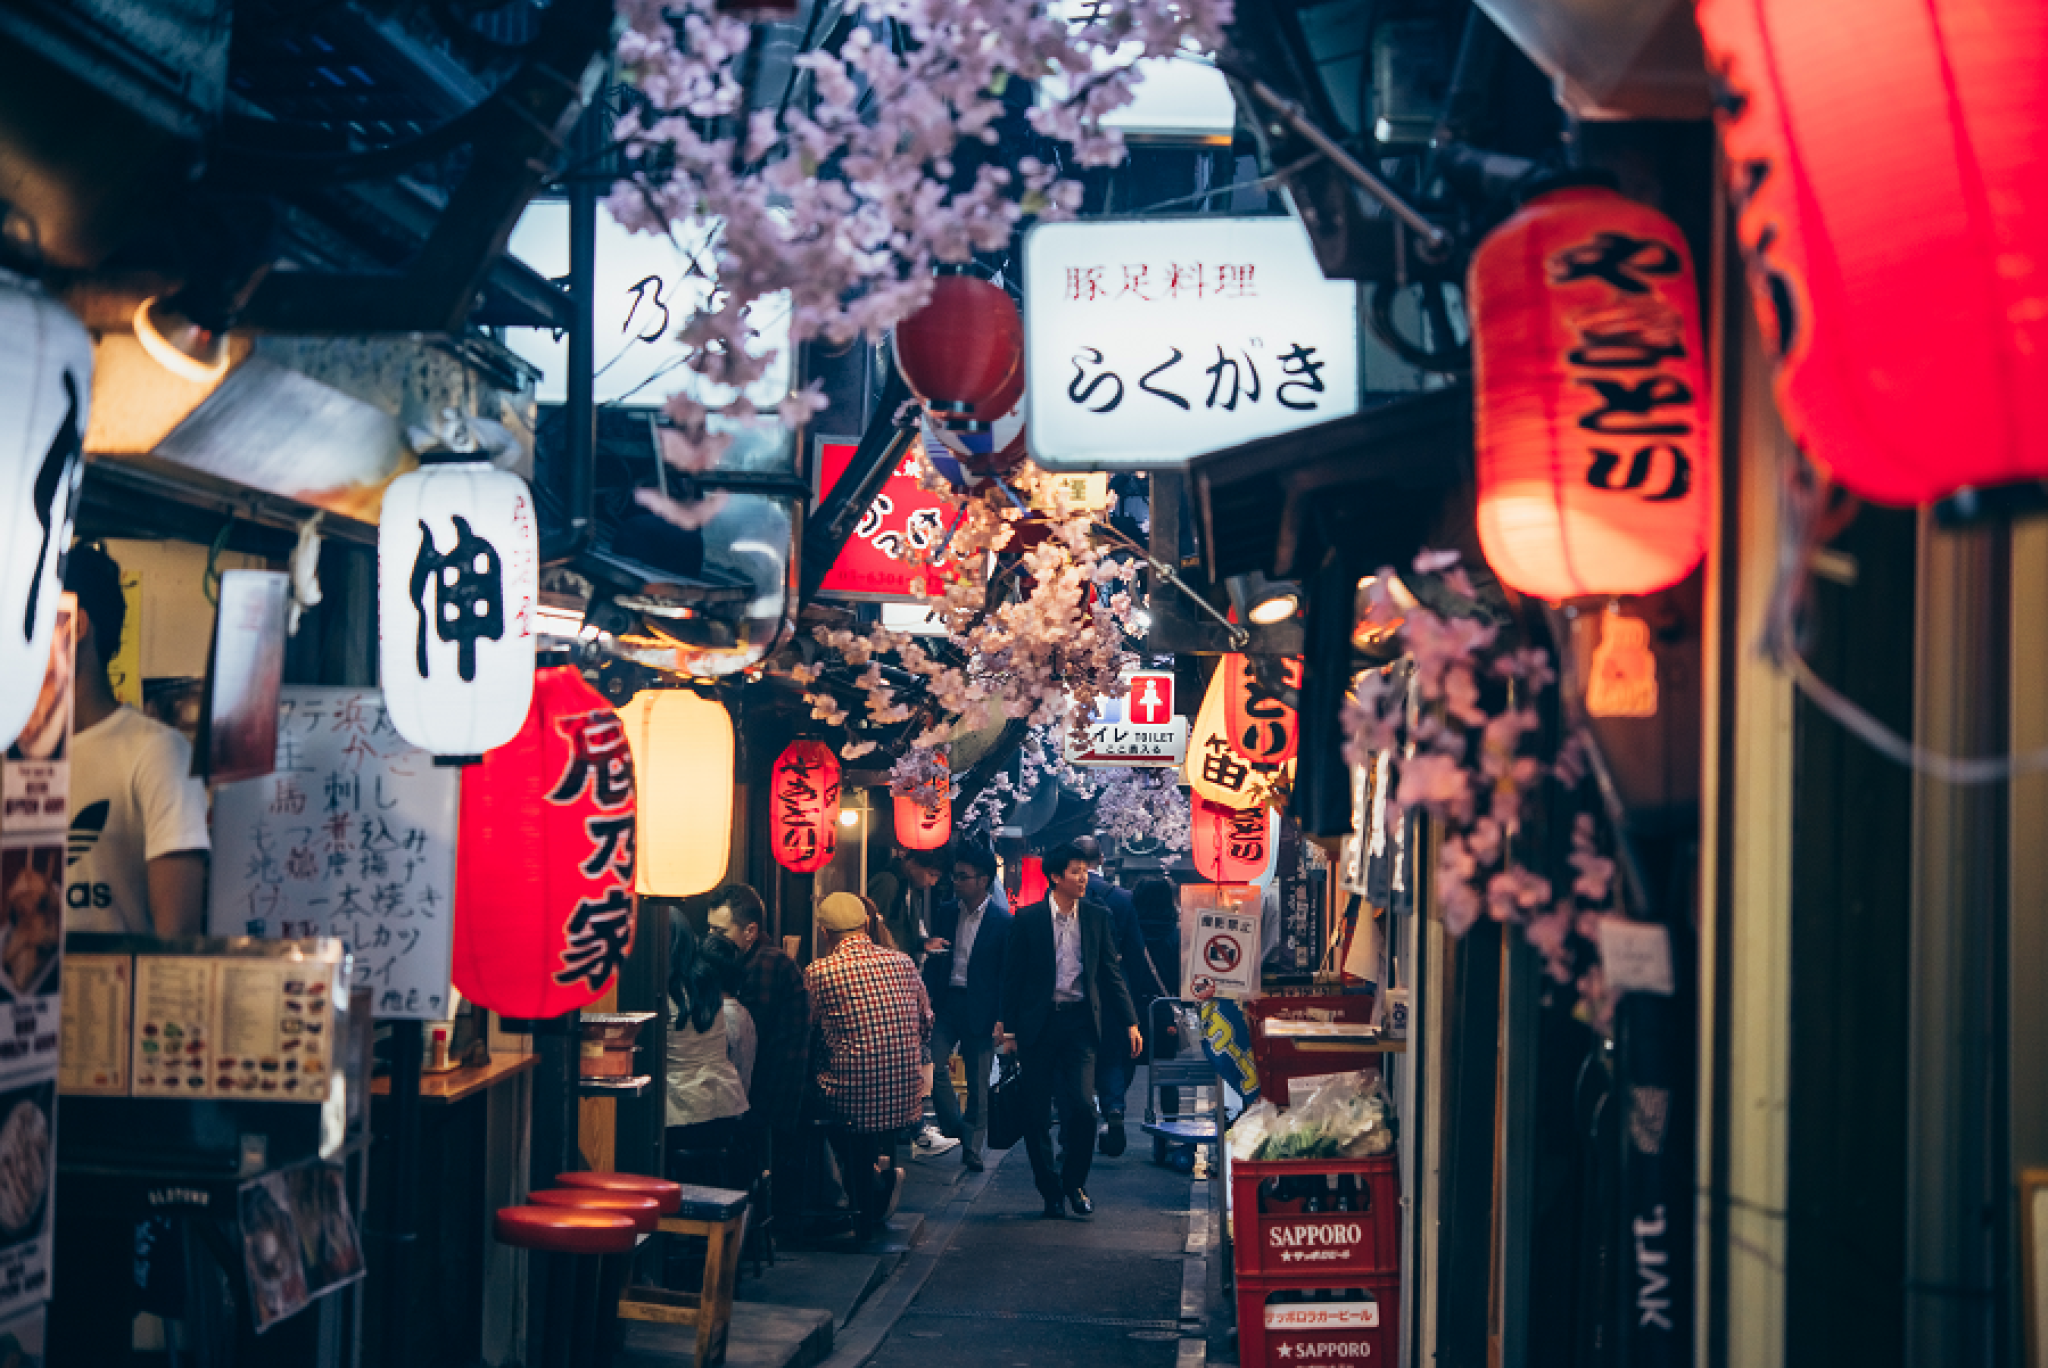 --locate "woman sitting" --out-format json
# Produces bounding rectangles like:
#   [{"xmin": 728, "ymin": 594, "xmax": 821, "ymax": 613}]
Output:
[{"xmin": 665, "ymin": 918, "xmax": 750, "ymax": 1185}]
